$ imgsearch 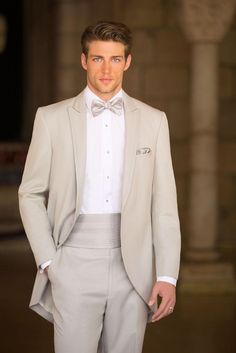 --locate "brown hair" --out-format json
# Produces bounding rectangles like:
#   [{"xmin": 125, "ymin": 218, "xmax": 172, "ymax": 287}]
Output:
[{"xmin": 81, "ymin": 21, "xmax": 132, "ymax": 59}]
